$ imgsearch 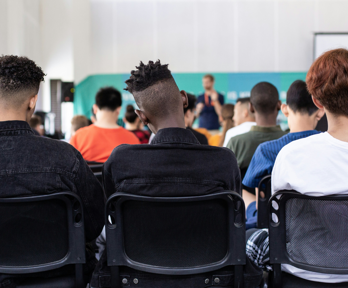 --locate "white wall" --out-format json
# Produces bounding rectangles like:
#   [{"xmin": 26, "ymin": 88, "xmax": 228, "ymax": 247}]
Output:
[
  {"xmin": 1, "ymin": 0, "xmax": 348, "ymax": 110},
  {"xmin": 87, "ymin": 0, "xmax": 348, "ymax": 77}
]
